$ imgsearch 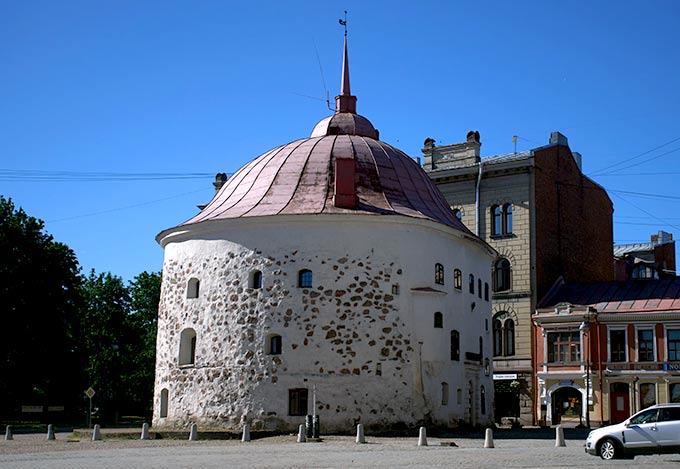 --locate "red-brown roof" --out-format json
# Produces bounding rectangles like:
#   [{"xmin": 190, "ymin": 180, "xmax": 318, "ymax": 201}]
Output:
[{"xmin": 539, "ymin": 278, "xmax": 680, "ymax": 313}]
